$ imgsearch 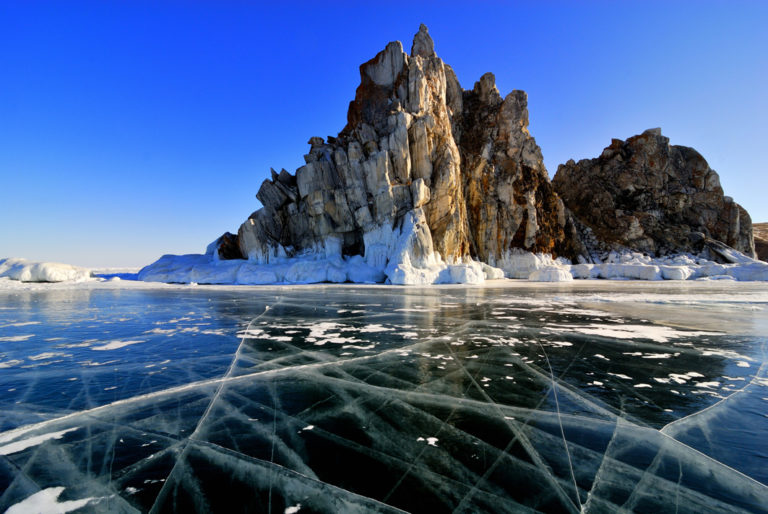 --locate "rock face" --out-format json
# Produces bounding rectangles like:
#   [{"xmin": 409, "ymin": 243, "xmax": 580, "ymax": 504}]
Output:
[
  {"xmin": 552, "ymin": 129, "xmax": 755, "ymax": 258},
  {"xmin": 454, "ymin": 72, "xmax": 583, "ymax": 263},
  {"xmin": 753, "ymin": 223, "xmax": 768, "ymax": 262},
  {"xmin": 234, "ymin": 24, "xmax": 576, "ymax": 280}
]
